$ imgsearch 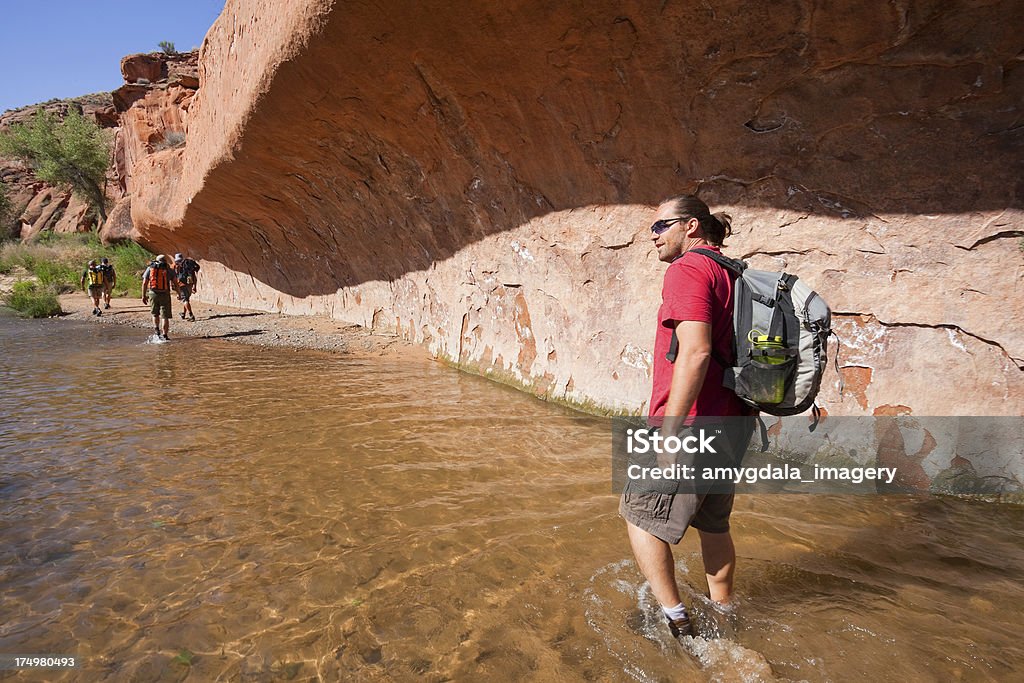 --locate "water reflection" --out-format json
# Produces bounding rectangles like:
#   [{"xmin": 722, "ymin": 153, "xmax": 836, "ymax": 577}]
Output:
[{"xmin": 1, "ymin": 317, "xmax": 1022, "ymax": 681}]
